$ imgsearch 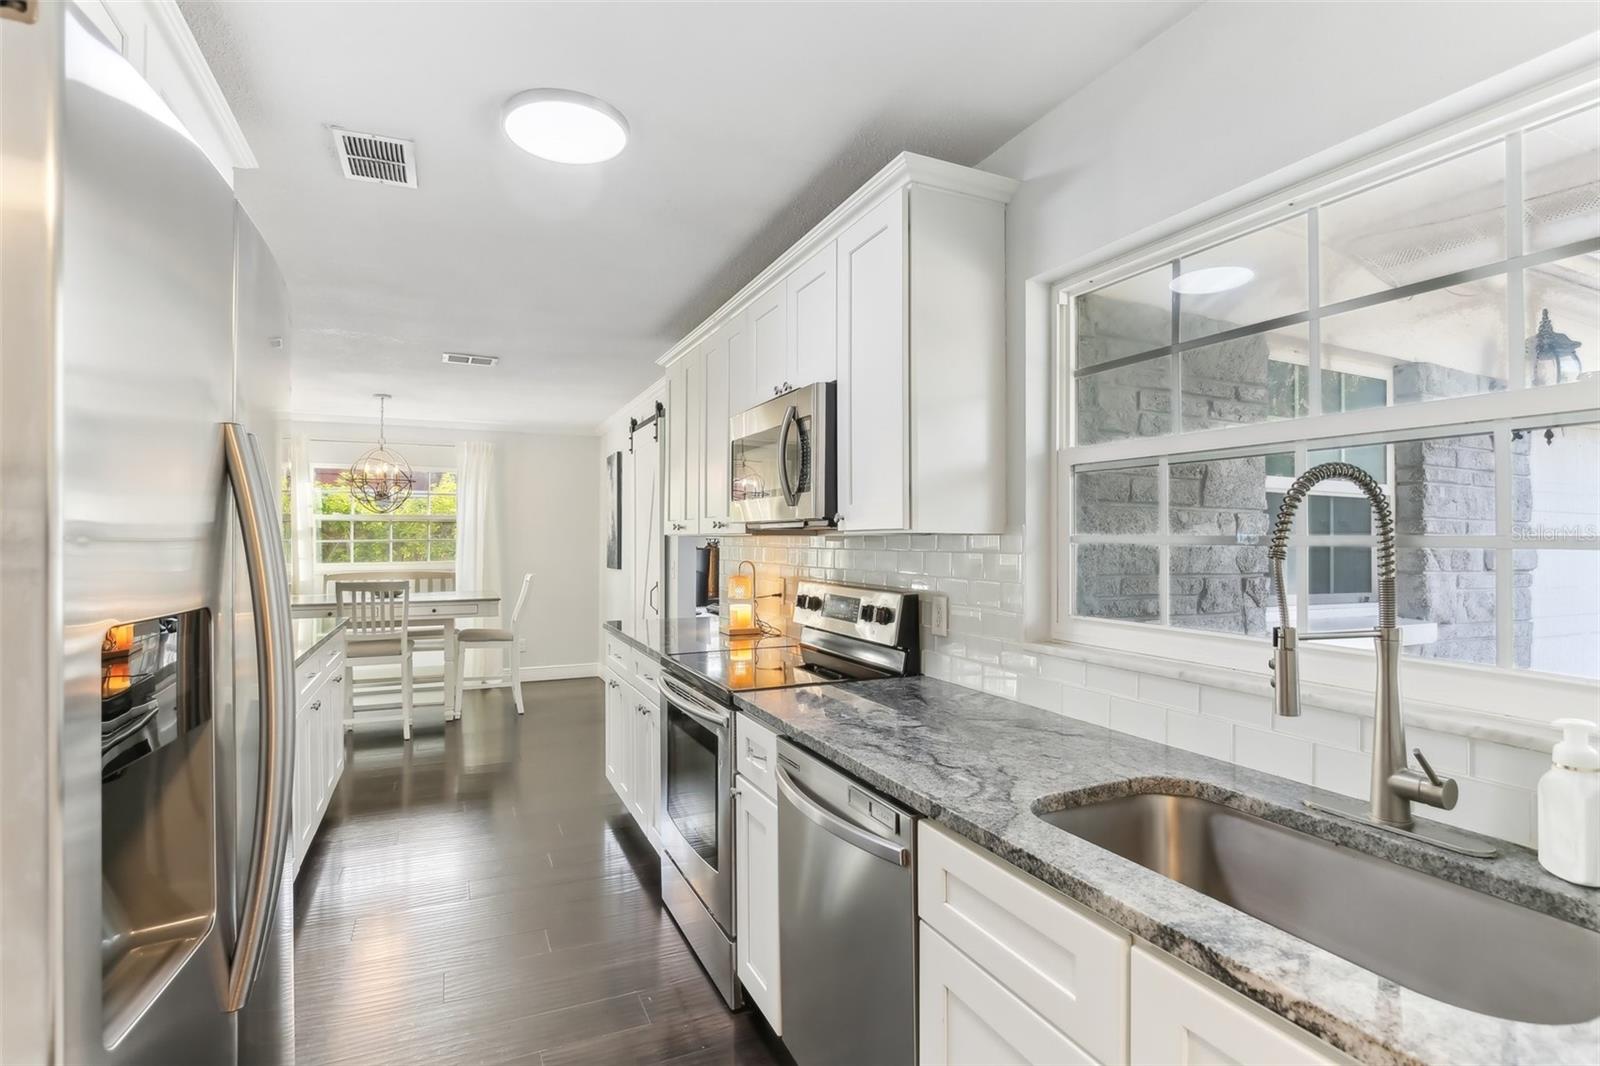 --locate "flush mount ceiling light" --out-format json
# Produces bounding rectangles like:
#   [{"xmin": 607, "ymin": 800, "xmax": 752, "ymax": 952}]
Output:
[
  {"xmin": 1170, "ymin": 266, "xmax": 1255, "ymax": 294},
  {"xmin": 502, "ymin": 89, "xmax": 628, "ymax": 164}
]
